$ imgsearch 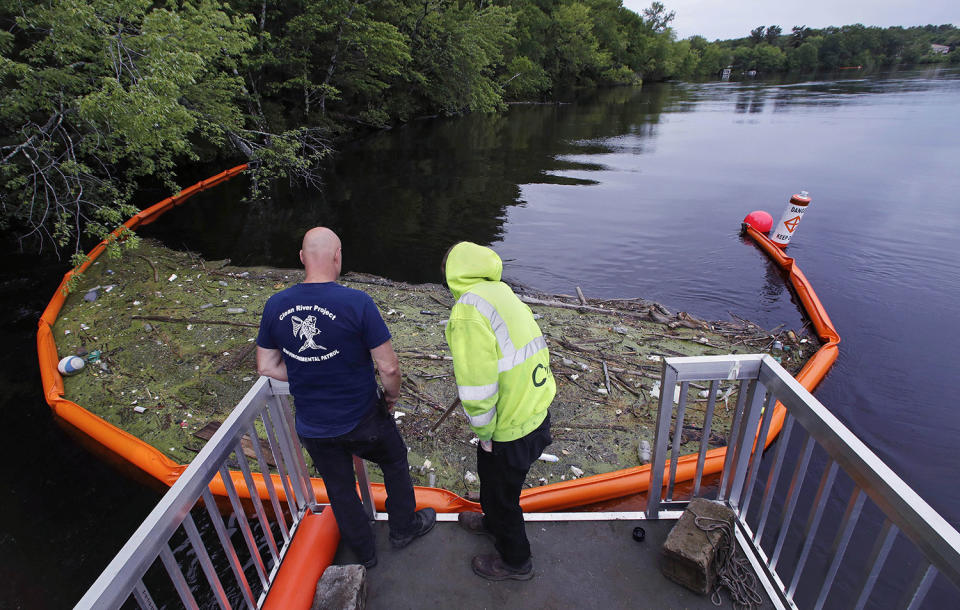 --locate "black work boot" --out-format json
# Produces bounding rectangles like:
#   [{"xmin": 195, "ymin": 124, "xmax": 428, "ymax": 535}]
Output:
[
  {"xmin": 458, "ymin": 511, "xmax": 495, "ymax": 539},
  {"xmin": 389, "ymin": 507, "xmax": 437, "ymax": 549},
  {"xmin": 471, "ymin": 554, "xmax": 534, "ymax": 581}
]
